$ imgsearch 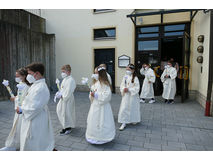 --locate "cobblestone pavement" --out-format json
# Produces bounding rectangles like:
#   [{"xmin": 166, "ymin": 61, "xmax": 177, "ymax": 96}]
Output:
[{"xmin": 1, "ymin": 91, "xmax": 213, "ymax": 151}]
